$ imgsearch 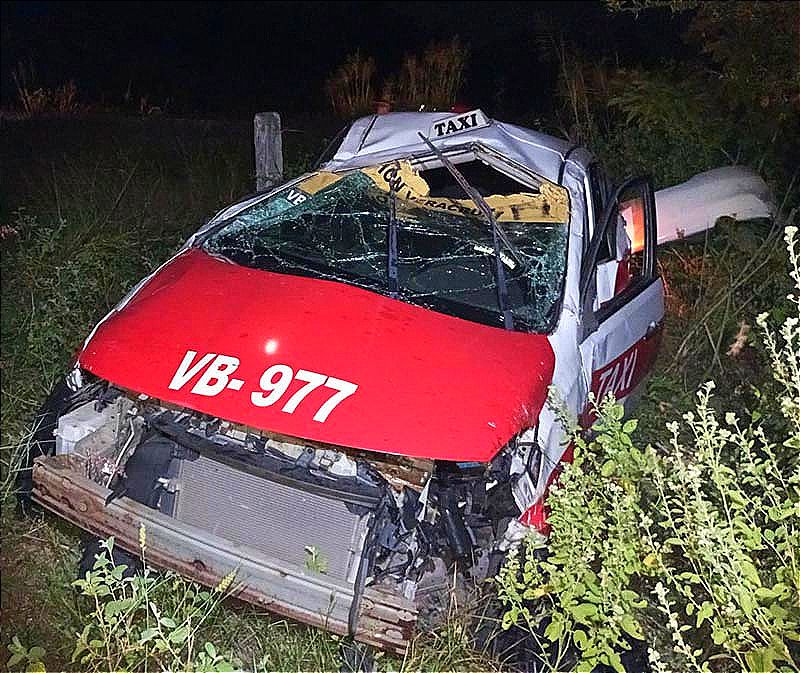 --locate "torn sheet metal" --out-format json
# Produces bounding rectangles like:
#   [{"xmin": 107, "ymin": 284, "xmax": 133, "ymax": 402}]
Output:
[{"xmin": 133, "ymin": 400, "xmax": 434, "ymax": 491}]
